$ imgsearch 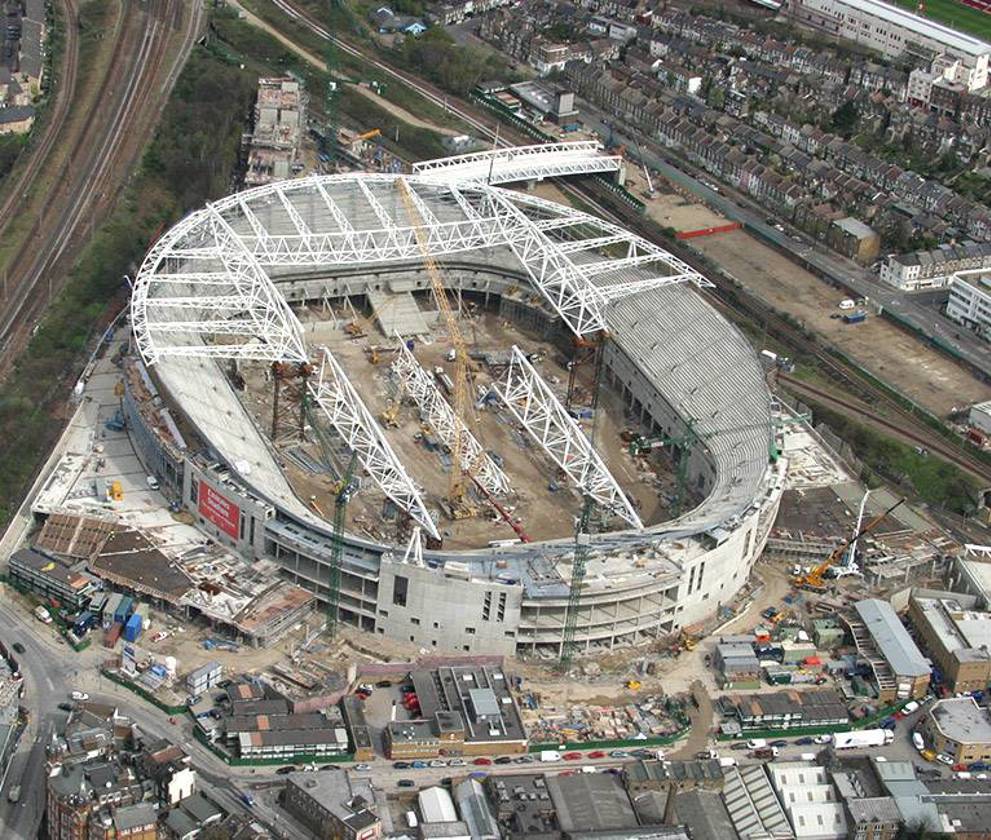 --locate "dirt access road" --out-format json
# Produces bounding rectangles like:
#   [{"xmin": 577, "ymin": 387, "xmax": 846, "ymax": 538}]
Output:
[{"xmin": 694, "ymin": 231, "xmax": 991, "ymax": 417}]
